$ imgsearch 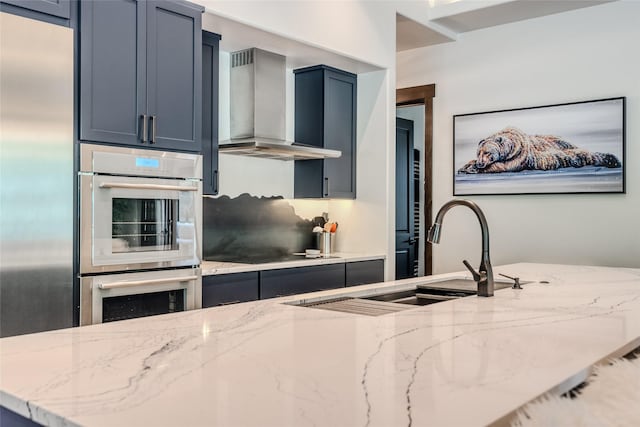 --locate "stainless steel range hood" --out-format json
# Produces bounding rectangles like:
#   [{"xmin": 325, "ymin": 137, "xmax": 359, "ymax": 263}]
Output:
[{"xmin": 219, "ymin": 48, "xmax": 341, "ymax": 161}]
